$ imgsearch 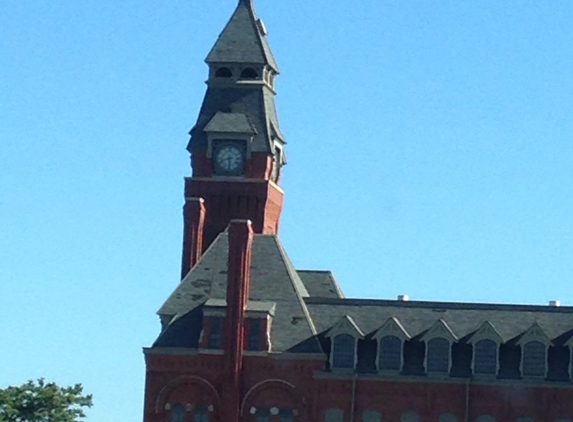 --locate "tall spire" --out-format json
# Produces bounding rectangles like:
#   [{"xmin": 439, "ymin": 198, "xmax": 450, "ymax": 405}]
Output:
[{"xmin": 206, "ymin": 0, "xmax": 278, "ymax": 72}]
